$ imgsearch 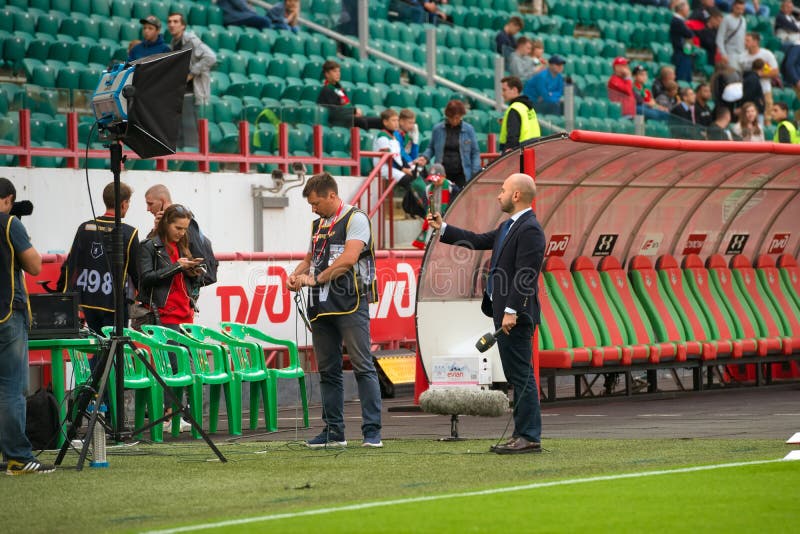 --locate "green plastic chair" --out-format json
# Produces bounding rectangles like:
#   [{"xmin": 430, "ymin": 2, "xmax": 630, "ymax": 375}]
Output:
[
  {"xmin": 70, "ymin": 340, "xmax": 163, "ymax": 442},
  {"xmin": 220, "ymin": 322, "xmax": 309, "ymax": 430},
  {"xmin": 180, "ymin": 323, "xmax": 275, "ymax": 431},
  {"xmin": 105, "ymin": 326, "xmax": 203, "ymax": 439},
  {"xmin": 142, "ymin": 325, "xmax": 240, "ymax": 435}
]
